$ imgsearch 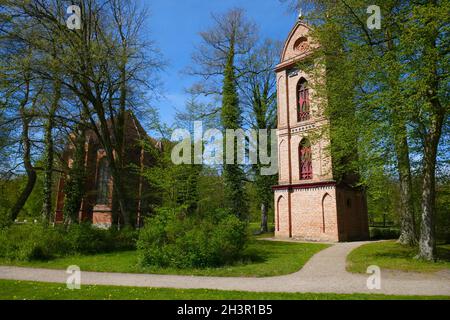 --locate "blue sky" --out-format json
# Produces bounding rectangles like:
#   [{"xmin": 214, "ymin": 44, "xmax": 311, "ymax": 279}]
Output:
[{"xmin": 145, "ymin": 0, "xmax": 298, "ymax": 126}]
